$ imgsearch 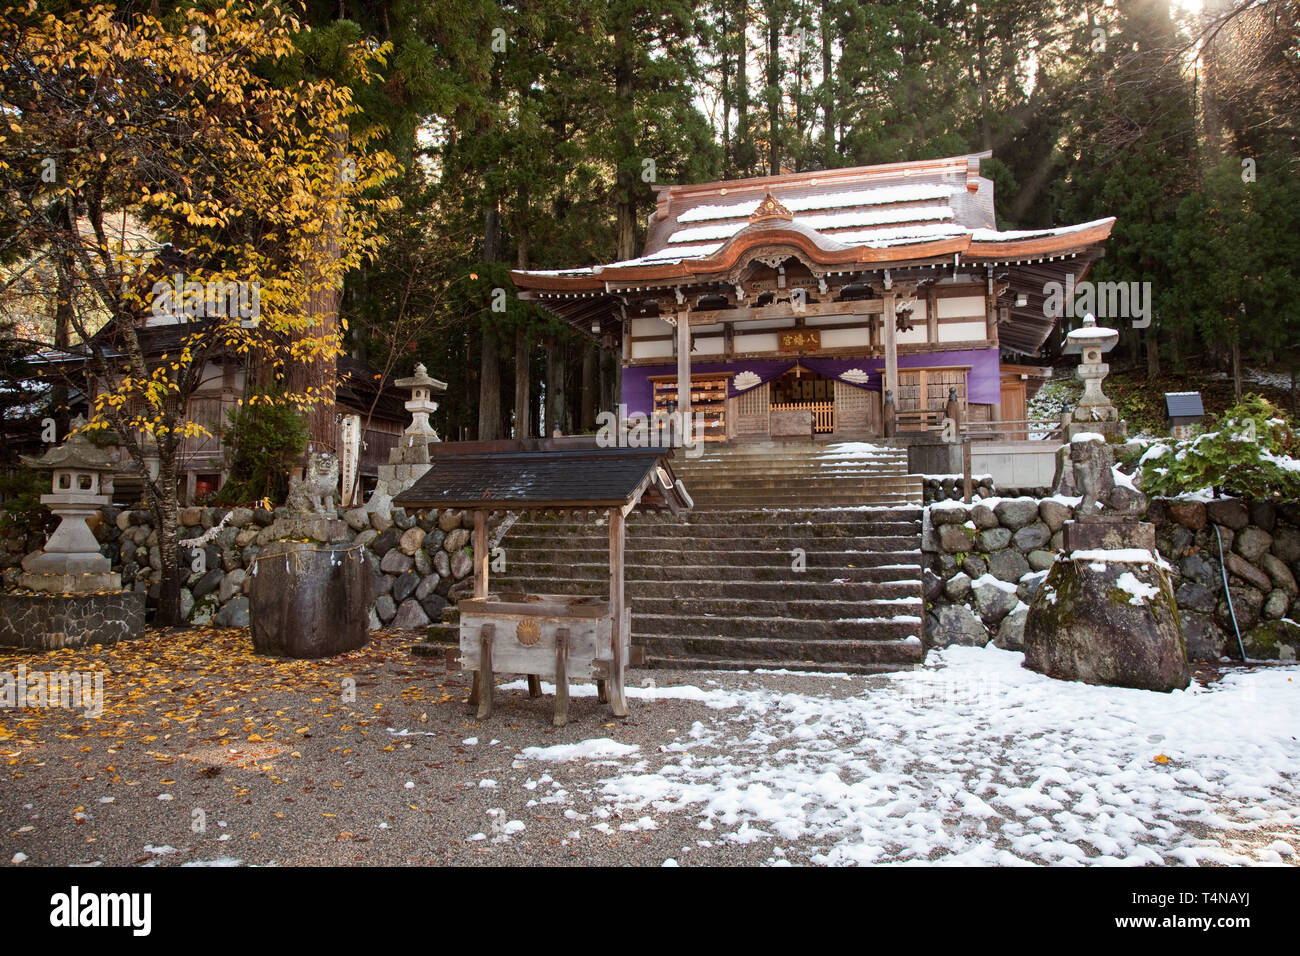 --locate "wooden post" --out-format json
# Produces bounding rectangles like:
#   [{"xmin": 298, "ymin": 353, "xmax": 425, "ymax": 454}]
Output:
[
  {"xmin": 473, "ymin": 509, "xmax": 489, "ymax": 599},
  {"xmin": 675, "ymin": 312, "xmax": 691, "ymax": 442},
  {"xmin": 527, "ymin": 674, "xmax": 542, "ymax": 698},
  {"xmin": 607, "ymin": 507, "xmax": 629, "ymax": 717},
  {"xmin": 882, "ymin": 292, "xmax": 898, "ymax": 409},
  {"xmin": 553, "ymin": 626, "xmax": 570, "ymax": 728},
  {"xmin": 476, "ymin": 623, "xmax": 494, "ymax": 720},
  {"xmin": 962, "ymin": 438, "xmax": 973, "ymax": 504}
]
